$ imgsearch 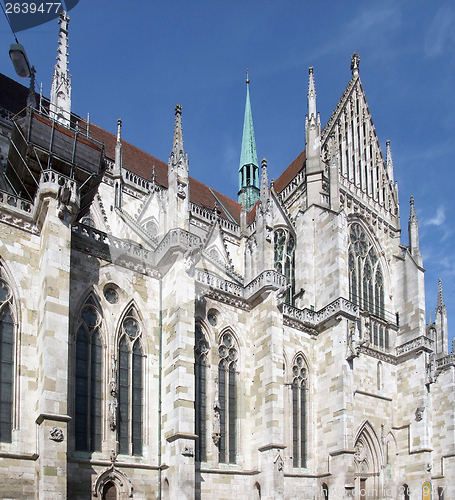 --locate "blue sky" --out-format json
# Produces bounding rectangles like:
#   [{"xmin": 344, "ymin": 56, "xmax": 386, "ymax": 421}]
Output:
[{"xmin": 1, "ymin": 0, "xmax": 454, "ymax": 345}]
